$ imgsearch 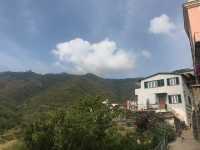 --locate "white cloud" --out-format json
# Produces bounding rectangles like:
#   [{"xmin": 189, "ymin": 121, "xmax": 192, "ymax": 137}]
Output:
[
  {"xmin": 53, "ymin": 38, "xmax": 136, "ymax": 77},
  {"xmin": 141, "ymin": 50, "xmax": 152, "ymax": 59},
  {"xmin": 149, "ymin": 14, "xmax": 176, "ymax": 35}
]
